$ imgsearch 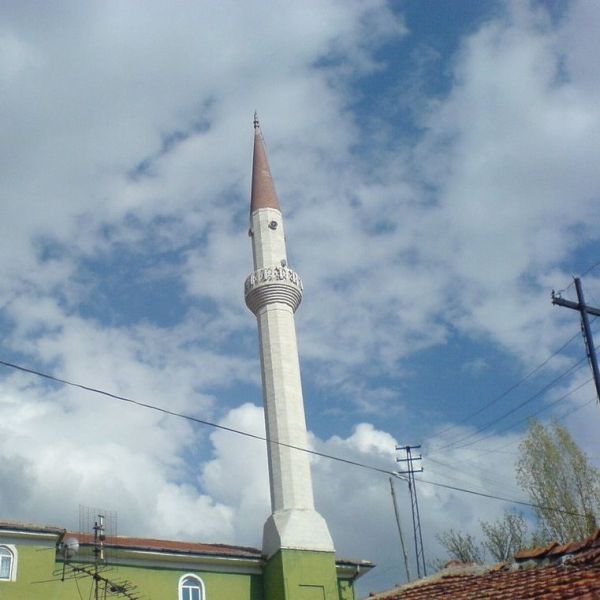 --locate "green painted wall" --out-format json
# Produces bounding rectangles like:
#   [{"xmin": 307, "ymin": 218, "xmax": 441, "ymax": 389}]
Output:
[
  {"xmin": 0, "ymin": 542, "xmax": 63, "ymax": 600},
  {"xmin": 1, "ymin": 543, "xmax": 263, "ymax": 600},
  {"xmin": 263, "ymin": 549, "xmax": 342, "ymax": 600},
  {"xmin": 1, "ymin": 541, "xmax": 358, "ymax": 600}
]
